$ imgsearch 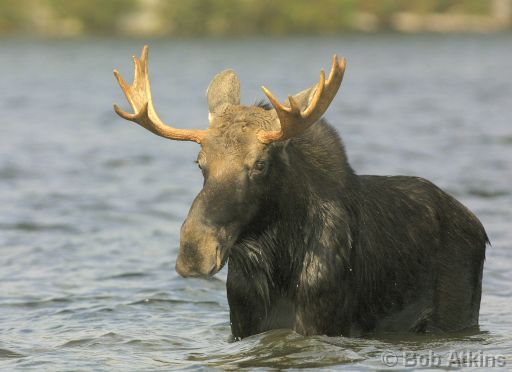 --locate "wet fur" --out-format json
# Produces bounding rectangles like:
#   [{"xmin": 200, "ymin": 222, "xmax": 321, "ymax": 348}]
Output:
[{"xmin": 227, "ymin": 114, "xmax": 488, "ymax": 339}]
